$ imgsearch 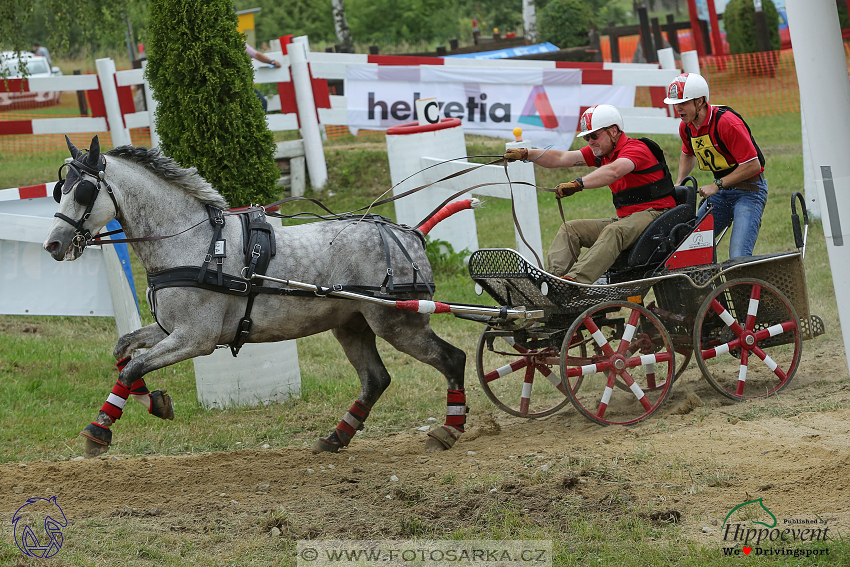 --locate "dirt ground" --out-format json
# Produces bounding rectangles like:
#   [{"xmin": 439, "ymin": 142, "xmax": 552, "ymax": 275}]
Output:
[{"xmin": 2, "ymin": 341, "xmax": 849, "ymax": 551}]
